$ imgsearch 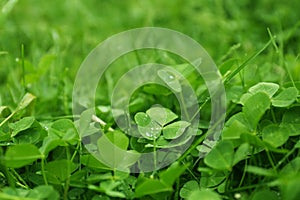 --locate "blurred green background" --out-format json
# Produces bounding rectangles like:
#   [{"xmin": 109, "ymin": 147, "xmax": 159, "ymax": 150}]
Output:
[{"xmin": 0, "ymin": 0, "xmax": 299, "ymax": 115}]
